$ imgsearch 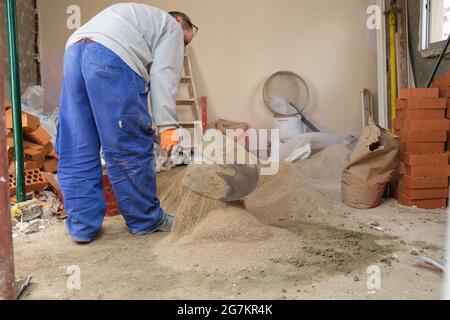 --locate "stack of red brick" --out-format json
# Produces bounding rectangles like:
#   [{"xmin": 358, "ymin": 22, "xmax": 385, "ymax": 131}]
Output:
[
  {"xmin": 432, "ymin": 70, "xmax": 450, "ymax": 150},
  {"xmin": 4, "ymin": 100, "xmax": 58, "ymax": 196},
  {"xmin": 394, "ymin": 88, "xmax": 450, "ymax": 209}
]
